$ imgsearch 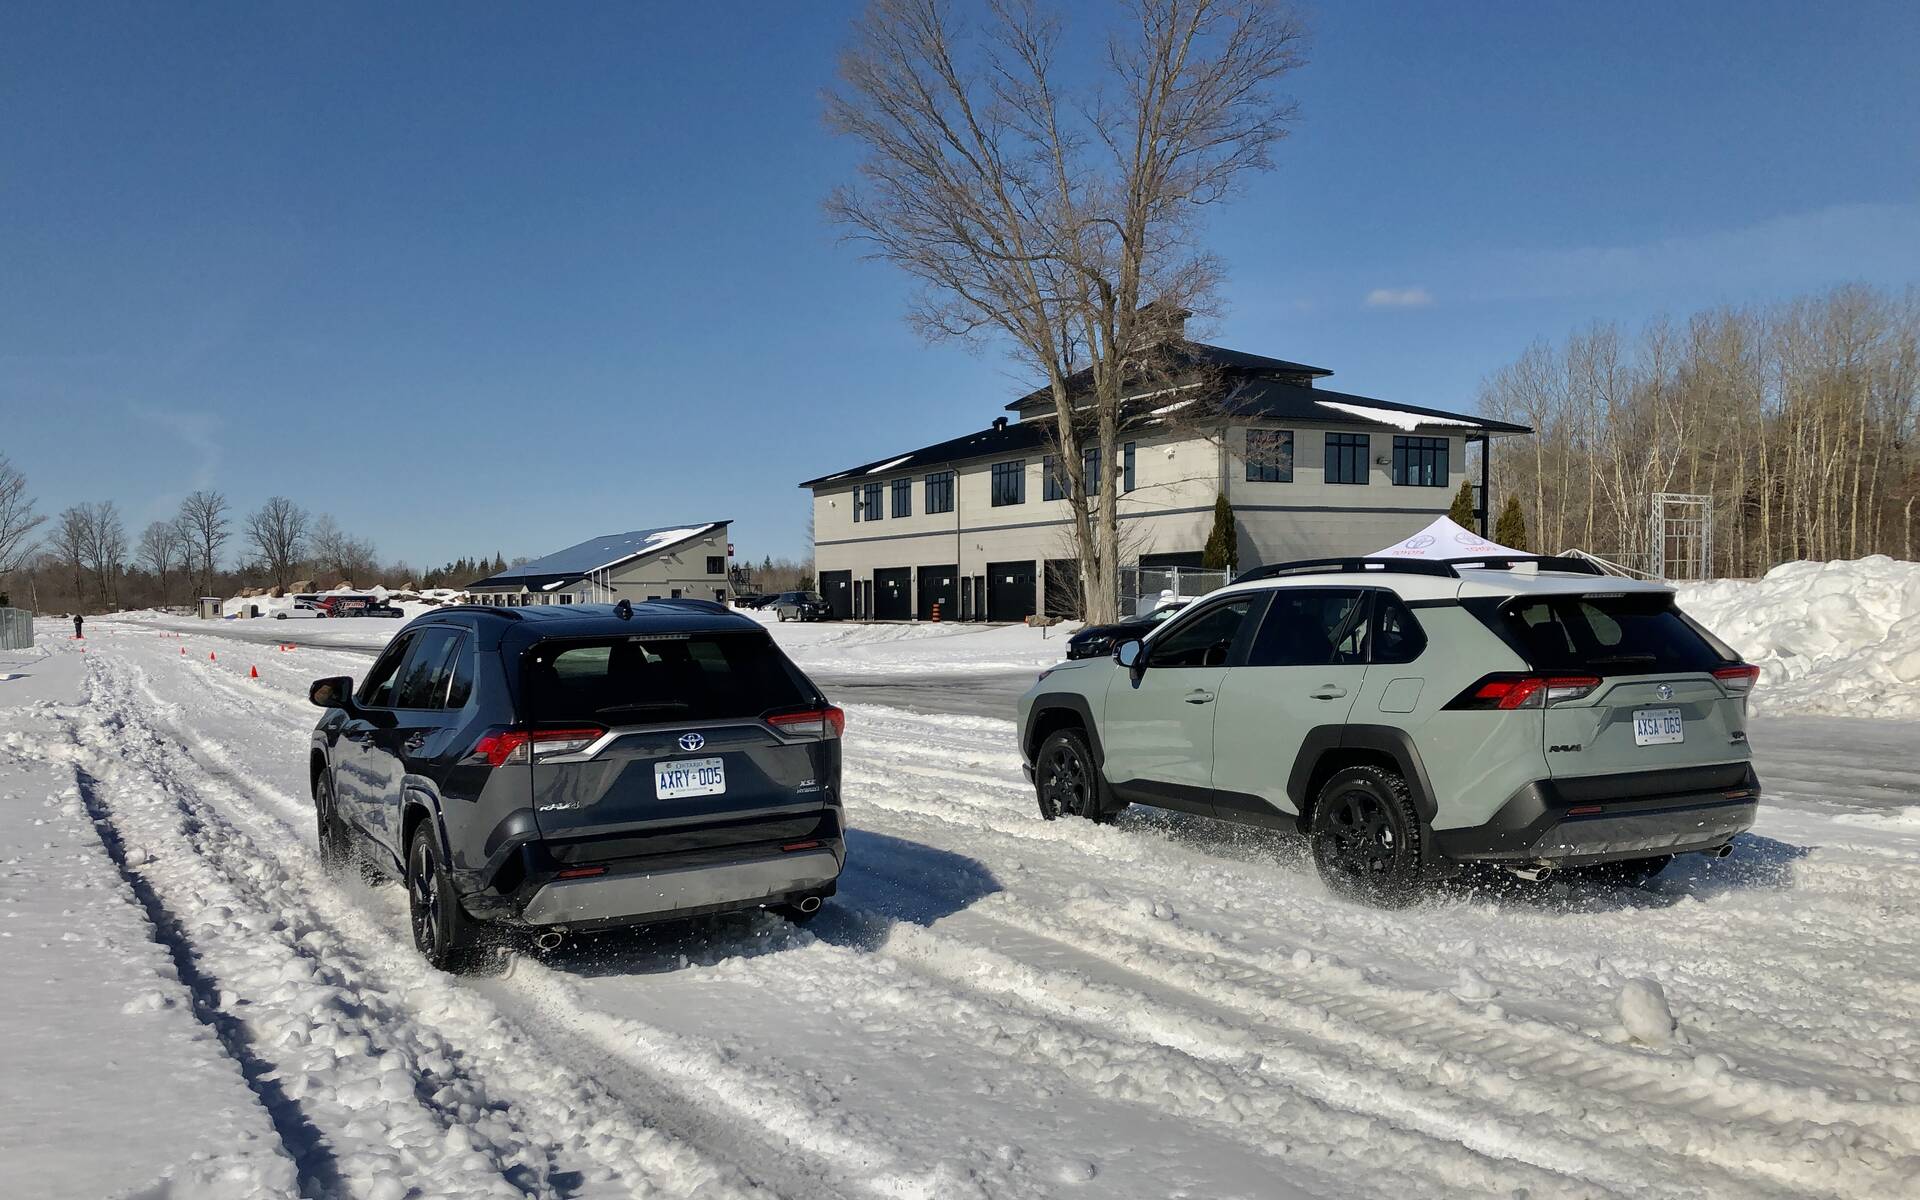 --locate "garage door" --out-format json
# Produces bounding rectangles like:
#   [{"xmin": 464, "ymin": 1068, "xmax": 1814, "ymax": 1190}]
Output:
[
  {"xmin": 986, "ymin": 560, "xmax": 1036, "ymax": 622},
  {"xmin": 917, "ymin": 565, "xmax": 958, "ymax": 621},
  {"xmin": 873, "ymin": 568, "xmax": 913, "ymax": 621},
  {"xmin": 818, "ymin": 571, "xmax": 852, "ymax": 621}
]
